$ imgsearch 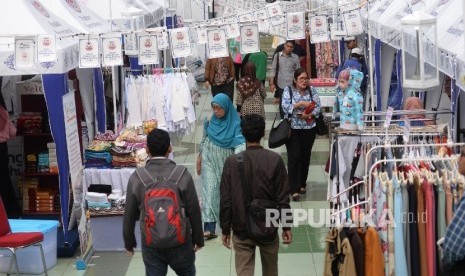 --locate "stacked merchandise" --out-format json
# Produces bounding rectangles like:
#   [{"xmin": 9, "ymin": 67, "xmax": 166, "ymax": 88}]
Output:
[
  {"xmin": 25, "ymin": 154, "xmax": 37, "ymax": 173},
  {"xmin": 37, "ymin": 151, "xmax": 49, "ymax": 173},
  {"xmin": 84, "ymin": 139, "xmax": 113, "ymax": 168},
  {"xmin": 35, "ymin": 190, "xmax": 54, "ymax": 212},
  {"xmin": 86, "ymin": 184, "xmax": 126, "ymax": 215},
  {"xmin": 113, "ymin": 128, "xmax": 148, "ymax": 168},
  {"xmin": 16, "ymin": 112, "xmax": 43, "ymax": 134},
  {"xmin": 18, "ymin": 177, "xmax": 39, "ymax": 212},
  {"xmin": 48, "ymin": 143, "xmax": 58, "ymax": 173}
]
